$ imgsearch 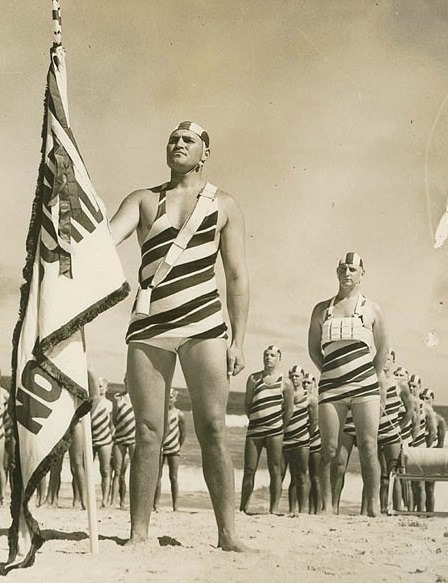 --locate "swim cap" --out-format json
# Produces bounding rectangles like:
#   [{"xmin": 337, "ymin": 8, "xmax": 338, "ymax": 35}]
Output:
[
  {"xmin": 264, "ymin": 345, "xmax": 281, "ymax": 358},
  {"xmin": 288, "ymin": 365, "xmax": 304, "ymax": 377},
  {"xmin": 302, "ymin": 372, "xmax": 315, "ymax": 383},
  {"xmin": 408, "ymin": 374, "xmax": 421, "ymax": 386},
  {"xmin": 419, "ymin": 388, "xmax": 434, "ymax": 400},
  {"xmin": 338, "ymin": 252, "xmax": 364, "ymax": 269},
  {"xmin": 170, "ymin": 121, "xmax": 210, "ymax": 148},
  {"xmin": 393, "ymin": 366, "xmax": 408, "ymax": 377}
]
